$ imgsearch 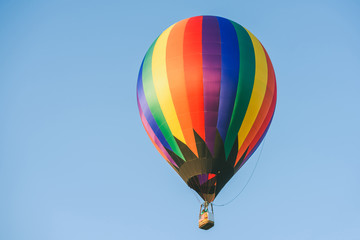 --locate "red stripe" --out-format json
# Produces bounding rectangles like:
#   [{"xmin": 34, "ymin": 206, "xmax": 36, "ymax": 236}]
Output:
[
  {"xmin": 166, "ymin": 18, "xmax": 199, "ymax": 156},
  {"xmin": 183, "ymin": 16, "xmax": 205, "ymax": 141}
]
